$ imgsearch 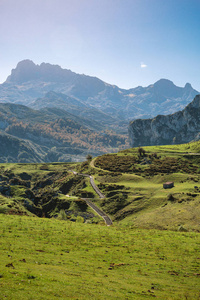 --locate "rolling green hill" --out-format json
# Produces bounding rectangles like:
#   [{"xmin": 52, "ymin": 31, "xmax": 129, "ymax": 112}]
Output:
[
  {"xmin": 90, "ymin": 141, "xmax": 200, "ymax": 231},
  {"xmin": 0, "ymin": 141, "xmax": 200, "ymax": 231}
]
